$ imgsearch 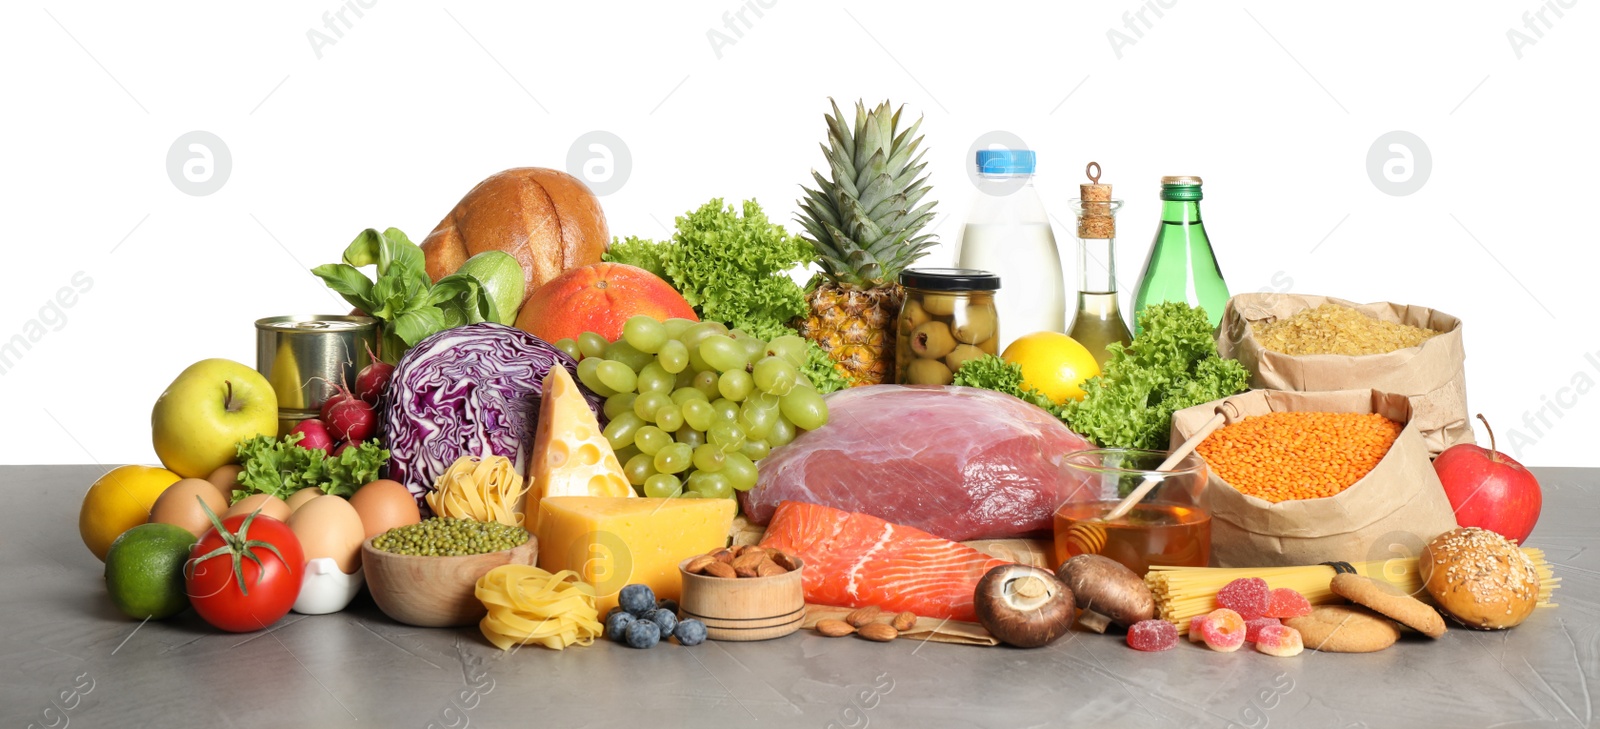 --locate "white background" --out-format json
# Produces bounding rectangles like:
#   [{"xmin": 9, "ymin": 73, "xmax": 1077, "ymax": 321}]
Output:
[{"xmin": 2, "ymin": 1, "xmax": 1596, "ymax": 468}]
